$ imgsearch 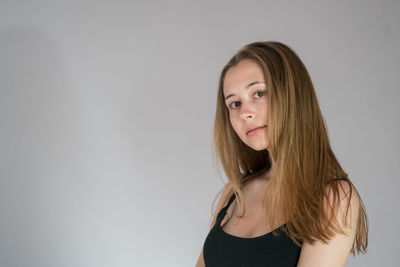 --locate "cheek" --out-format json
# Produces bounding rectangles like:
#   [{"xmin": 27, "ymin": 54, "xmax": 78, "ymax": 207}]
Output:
[
  {"xmin": 261, "ymin": 103, "xmax": 269, "ymax": 121},
  {"xmin": 229, "ymin": 115, "xmax": 241, "ymax": 135}
]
